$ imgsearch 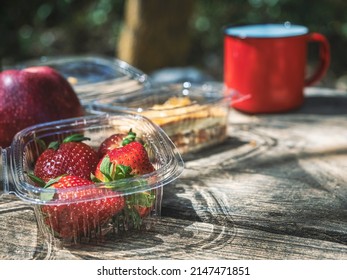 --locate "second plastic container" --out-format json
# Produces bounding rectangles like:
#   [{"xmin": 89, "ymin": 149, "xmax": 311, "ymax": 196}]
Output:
[{"xmin": 89, "ymin": 82, "xmax": 235, "ymax": 155}]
